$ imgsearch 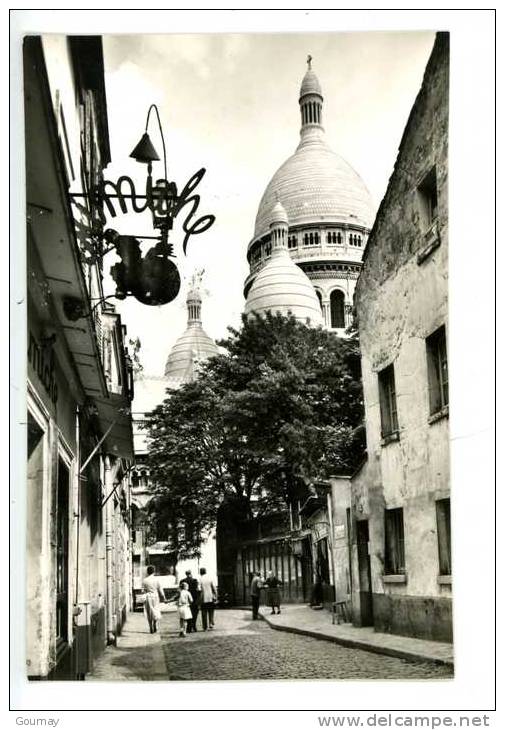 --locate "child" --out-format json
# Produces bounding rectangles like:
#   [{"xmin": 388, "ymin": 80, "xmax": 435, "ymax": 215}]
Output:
[{"xmin": 177, "ymin": 581, "xmax": 193, "ymax": 637}]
